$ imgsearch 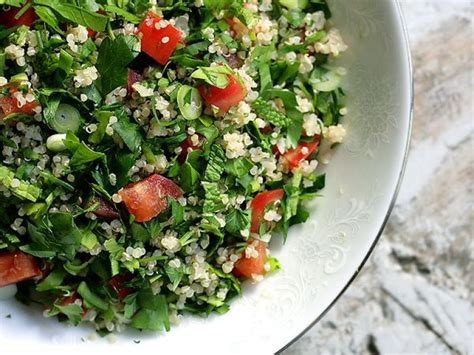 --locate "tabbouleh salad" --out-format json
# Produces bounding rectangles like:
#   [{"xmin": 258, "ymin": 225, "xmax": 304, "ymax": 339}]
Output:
[{"xmin": 0, "ymin": 0, "xmax": 348, "ymax": 333}]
